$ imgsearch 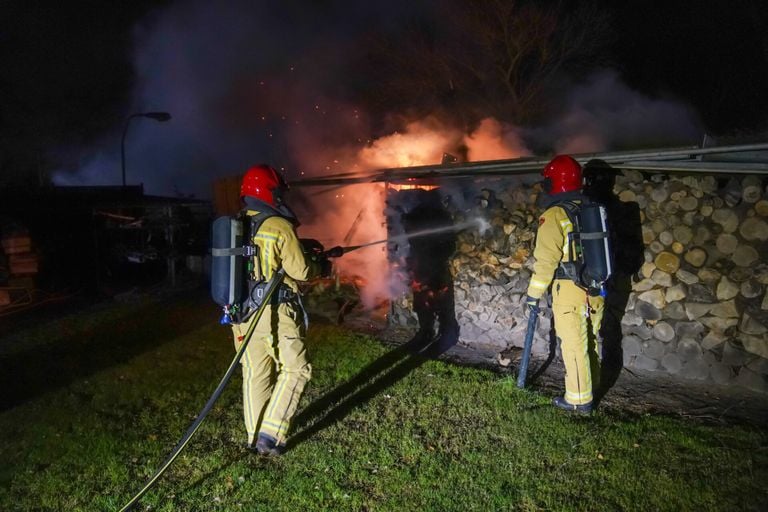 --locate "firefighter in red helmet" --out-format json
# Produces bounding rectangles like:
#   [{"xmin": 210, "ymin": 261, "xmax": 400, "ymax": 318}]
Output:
[
  {"xmin": 526, "ymin": 155, "xmax": 604, "ymax": 413},
  {"xmin": 231, "ymin": 164, "xmax": 328, "ymax": 455}
]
